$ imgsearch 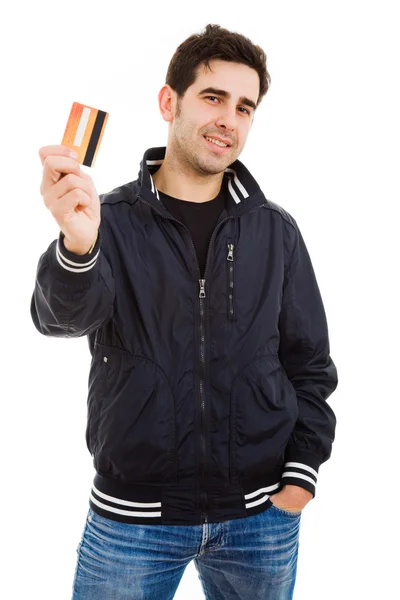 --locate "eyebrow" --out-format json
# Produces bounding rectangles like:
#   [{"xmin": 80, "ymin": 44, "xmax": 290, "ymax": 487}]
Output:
[{"xmin": 198, "ymin": 87, "xmax": 257, "ymax": 112}]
